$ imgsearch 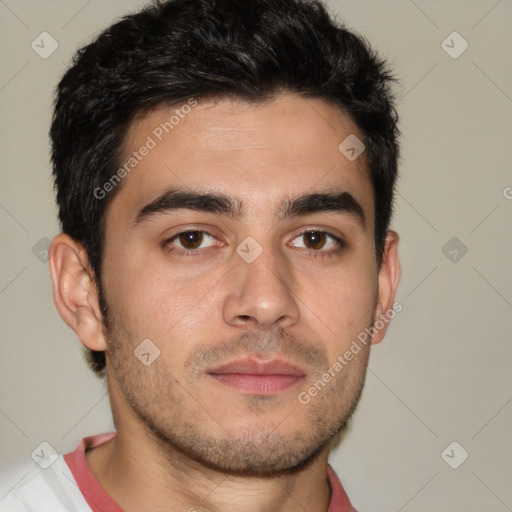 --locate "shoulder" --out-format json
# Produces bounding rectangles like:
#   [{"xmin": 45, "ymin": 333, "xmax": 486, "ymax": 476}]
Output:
[{"xmin": 0, "ymin": 456, "xmax": 91, "ymax": 512}]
